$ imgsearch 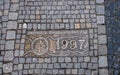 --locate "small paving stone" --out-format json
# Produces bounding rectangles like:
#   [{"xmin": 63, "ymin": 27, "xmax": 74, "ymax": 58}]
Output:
[
  {"xmin": 81, "ymin": 63, "xmax": 87, "ymax": 68},
  {"xmin": 79, "ymin": 69, "xmax": 84, "ymax": 74},
  {"xmin": 96, "ymin": 5, "xmax": 105, "ymax": 14},
  {"xmin": 98, "ymin": 35, "xmax": 107, "ymax": 44},
  {"xmin": 99, "ymin": 45, "xmax": 107, "ymax": 55},
  {"xmin": 6, "ymin": 31, "xmax": 16, "ymax": 39},
  {"xmin": 99, "ymin": 69, "xmax": 108, "ymax": 75},
  {"xmin": 99, "ymin": 56, "xmax": 108, "ymax": 67},
  {"xmin": 98, "ymin": 25, "xmax": 106, "ymax": 34},
  {"xmin": 9, "ymin": 12, "xmax": 18, "ymax": 20},
  {"xmin": 19, "ymin": 58, "xmax": 25, "ymax": 64},
  {"xmin": 96, "ymin": 0, "xmax": 104, "ymax": 4},
  {"xmin": 65, "ymin": 57, "xmax": 71, "ymax": 62},
  {"xmin": 97, "ymin": 16, "xmax": 105, "ymax": 24},
  {"xmin": 5, "ymin": 41, "xmax": 14, "ymax": 49},
  {"xmin": 4, "ymin": 51, "xmax": 14, "ymax": 61},
  {"xmin": 11, "ymin": 0, "xmax": 19, "ymax": 3},
  {"xmin": 53, "ymin": 69, "xmax": 58, "ymax": 74},
  {"xmin": 10, "ymin": 4, "xmax": 19, "ymax": 11},
  {"xmin": 7, "ymin": 21, "xmax": 17, "ymax": 29},
  {"xmin": 3, "ymin": 63, "xmax": 13, "ymax": 73},
  {"xmin": 18, "ymin": 64, "xmax": 23, "ymax": 70},
  {"xmin": 84, "ymin": 57, "xmax": 90, "ymax": 62},
  {"xmin": 74, "ymin": 63, "xmax": 80, "ymax": 68},
  {"xmin": 66, "ymin": 69, "xmax": 71, "ymax": 74},
  {"xmin": 0, "ymin": 69, "xmax": 2, "ymax": 74},
  {"xmin": 58, "ymin": 57, "xmax": 64, "ymax": 62},
  {"xmin": 72, "ymin": 69, "xmax": 78, "ymax": 74}
]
